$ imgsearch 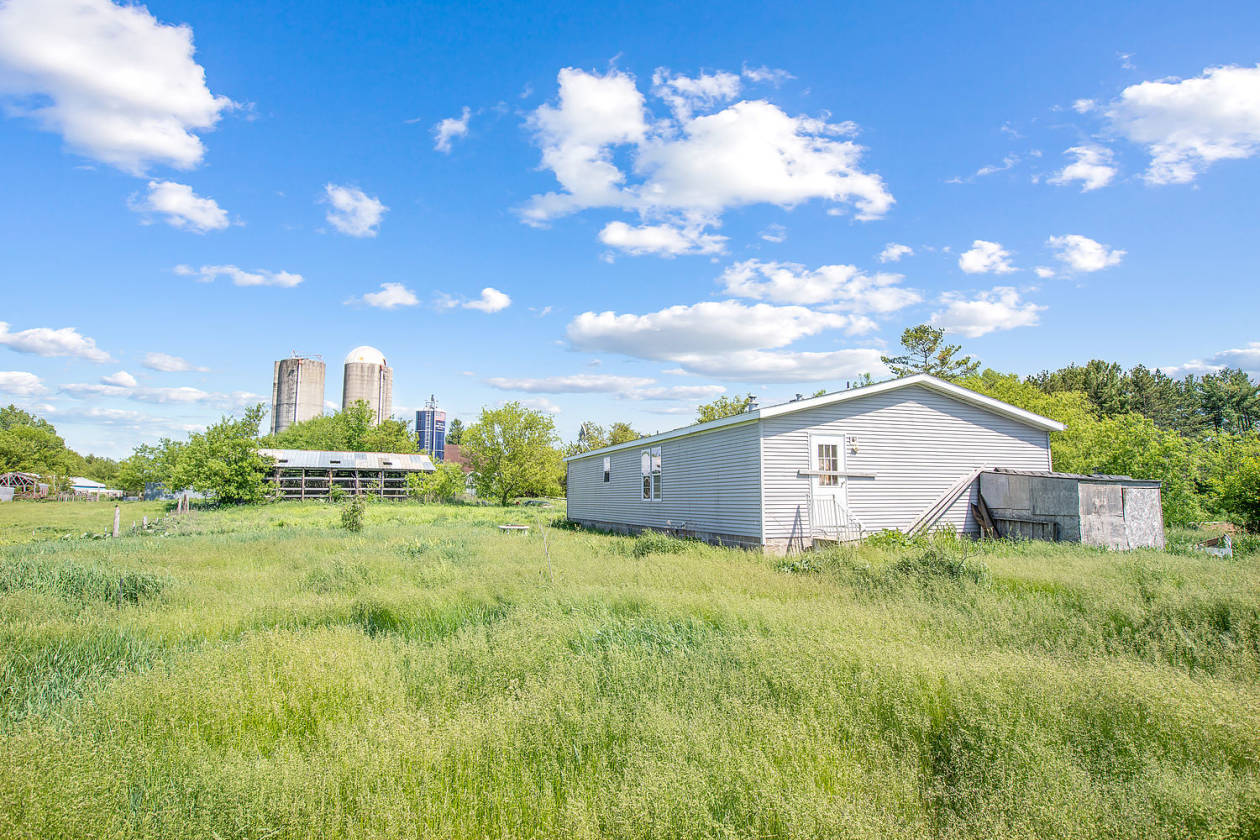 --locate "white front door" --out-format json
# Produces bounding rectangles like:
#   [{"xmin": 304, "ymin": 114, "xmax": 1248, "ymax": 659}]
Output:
[{"xmin": 809, "ymin": 435, "xmax": 849, "ymax": 538}]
